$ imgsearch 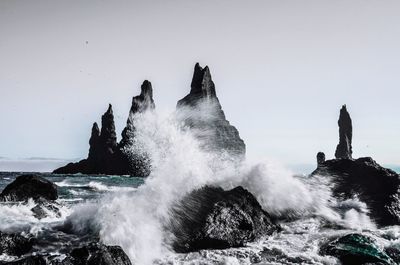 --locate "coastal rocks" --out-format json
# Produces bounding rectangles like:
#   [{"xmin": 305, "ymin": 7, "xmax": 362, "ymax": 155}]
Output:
[
  {"xmin": 313, "ymin": 104, "xmax": 400, "ymax": 226},
  {"xmin": 0, "ymin": 232, "xmax": 33, "ymax": 257},
  {"xmin": 313, "ymin": 157, "xmax": 400, "ymax": 226},
  {"xmin": 320, "ymin": 233, "xmax": 395, "ymax": 265},
  {"xmin": 176, "ymin": 63, "xmax": 246, "ymax": 158},
  {"xmin": 1, "ymin": 256, "xmax": 47, "ymax": 265},
  {"xmin": 54, "ymin": 81, "xmax": 155, "ymax": 177},
  {"xmin": 0, "ymin": 243, "xmax": 131, "ymax": 265},
  {"xmin": 171, "ymin": 186, "xmax": 278, "ymax": 252},
  {"xmin": 334, "ymin": 105, "xmax": 352, "ymax": 159},
  {"xmin": 0, "ymin": 175, "xmax": 58, "ymax": 202},
  {"xmin": 65, "ymin": 243, "xmax": 132, "ymax": 265}
]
